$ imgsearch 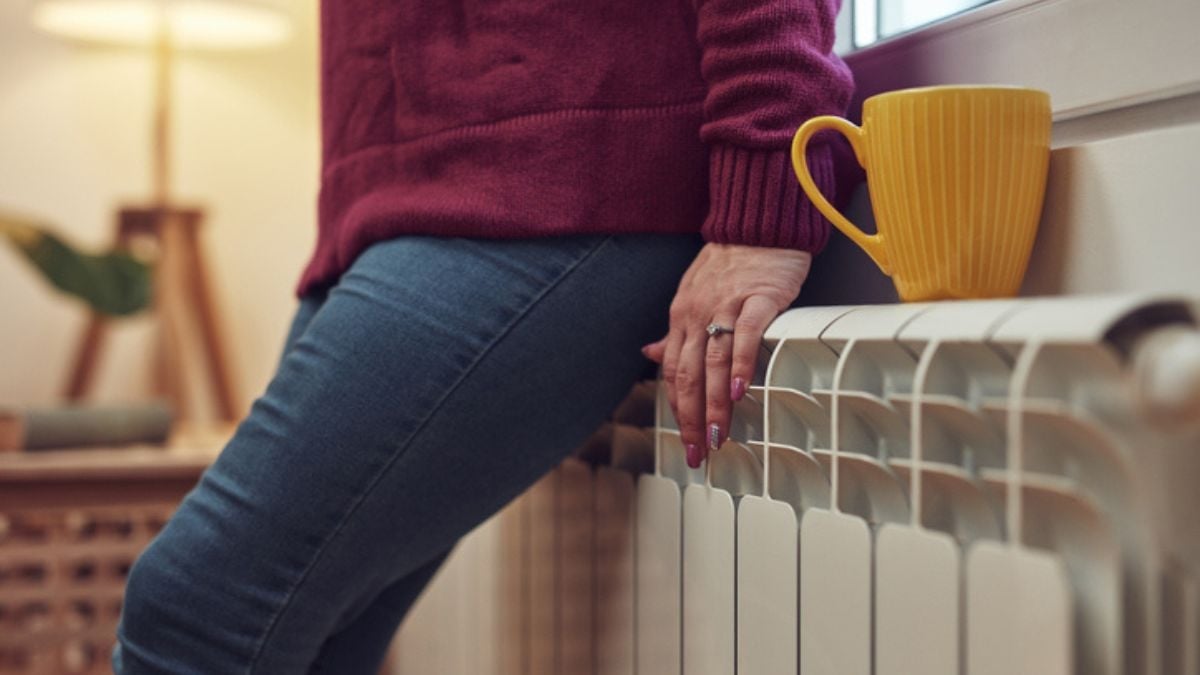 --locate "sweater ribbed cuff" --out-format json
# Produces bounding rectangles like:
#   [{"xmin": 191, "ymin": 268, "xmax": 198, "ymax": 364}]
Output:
[{"xmin": 700, "ymin": 143, "xmax": 835, "ymax": 252}]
